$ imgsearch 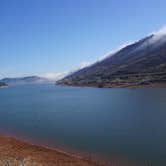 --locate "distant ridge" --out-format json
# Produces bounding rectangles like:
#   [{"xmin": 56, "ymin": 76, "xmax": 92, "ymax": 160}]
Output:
[
  {"xmin": 0, "ymin": 76, "xmax": 52, "ymax": 85},
  {"xmin": 57, "ymin": 27, "xmax": 166, "ymax": 88},
  {"xmin": 0, "ymin": 82, "xmax": 8, "ymax": 87}
]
